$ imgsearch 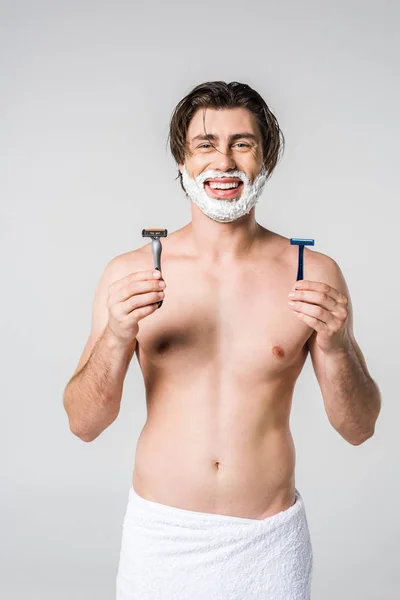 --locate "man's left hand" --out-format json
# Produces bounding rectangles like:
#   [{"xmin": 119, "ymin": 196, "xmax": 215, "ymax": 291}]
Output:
[{"xmin": 288, "ymin": 280, "xmax": 350, "ymax": 354}]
